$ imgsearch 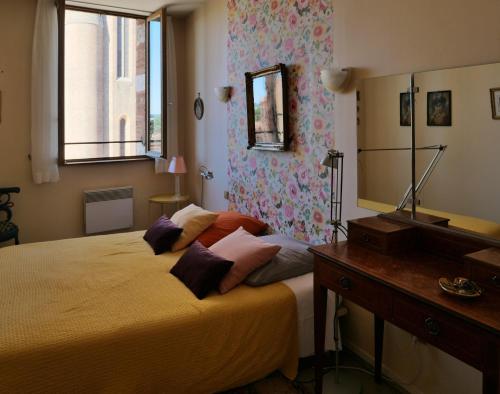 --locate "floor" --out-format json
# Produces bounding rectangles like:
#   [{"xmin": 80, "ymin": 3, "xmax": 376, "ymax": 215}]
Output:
[{"xmin": 223, "ymin": 350, "xmax": 404, "ymax": 394}]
